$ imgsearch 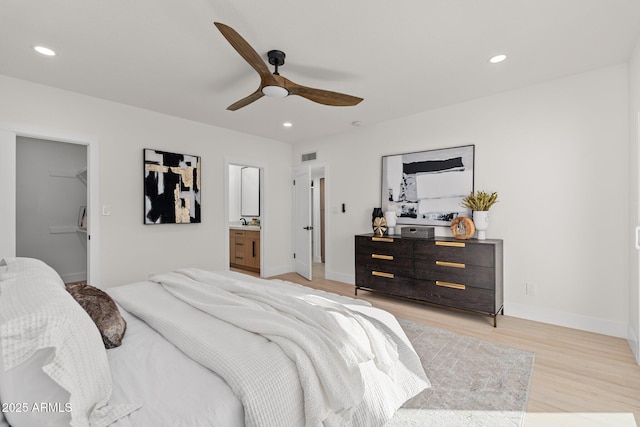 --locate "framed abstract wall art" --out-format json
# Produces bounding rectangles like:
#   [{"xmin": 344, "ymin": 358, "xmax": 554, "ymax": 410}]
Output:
[
  {"xmin": 381, "ymin": 144, "xmax": 474, "ymax": 226},
  {"xmin": 144, "ymin": 149, "xmax": 201, "ymax": 224}
]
